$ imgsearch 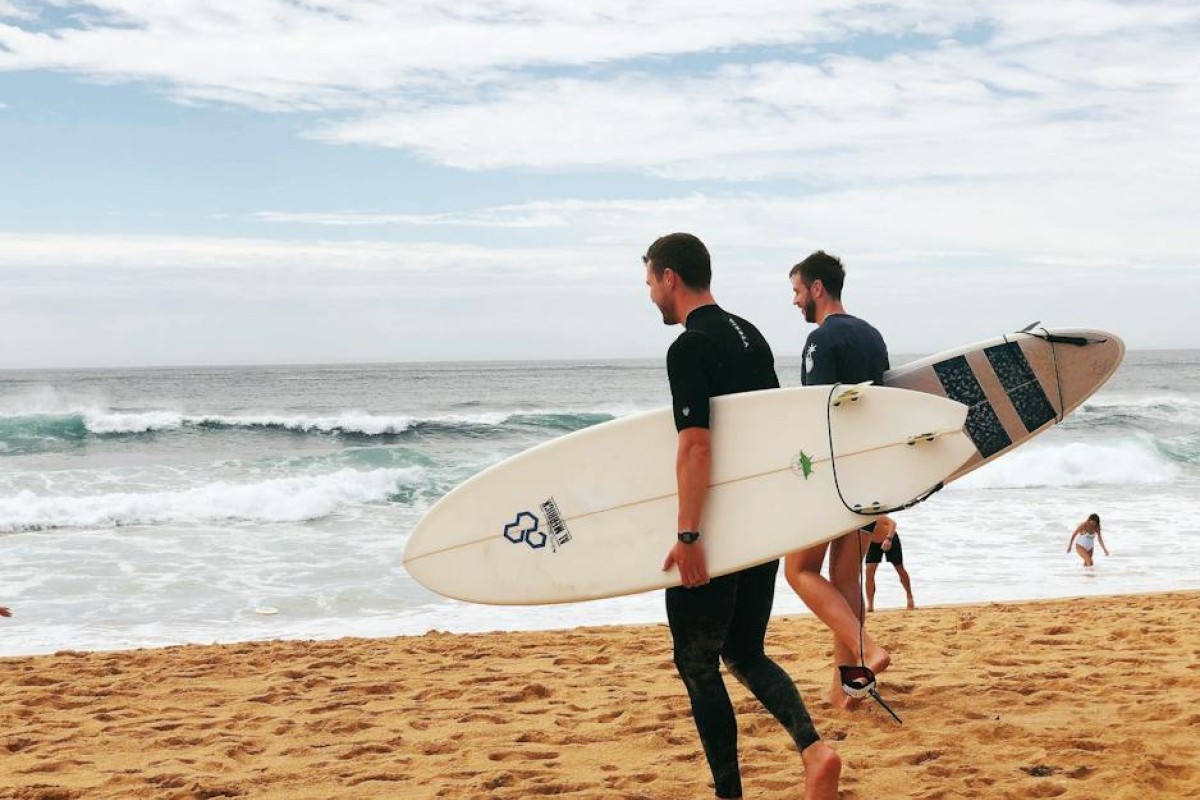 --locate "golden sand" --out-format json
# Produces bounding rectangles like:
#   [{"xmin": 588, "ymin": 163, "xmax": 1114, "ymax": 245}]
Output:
[{"xmin": 2, "ymin": 591, "xmax": 1198, "ymax": 799}]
